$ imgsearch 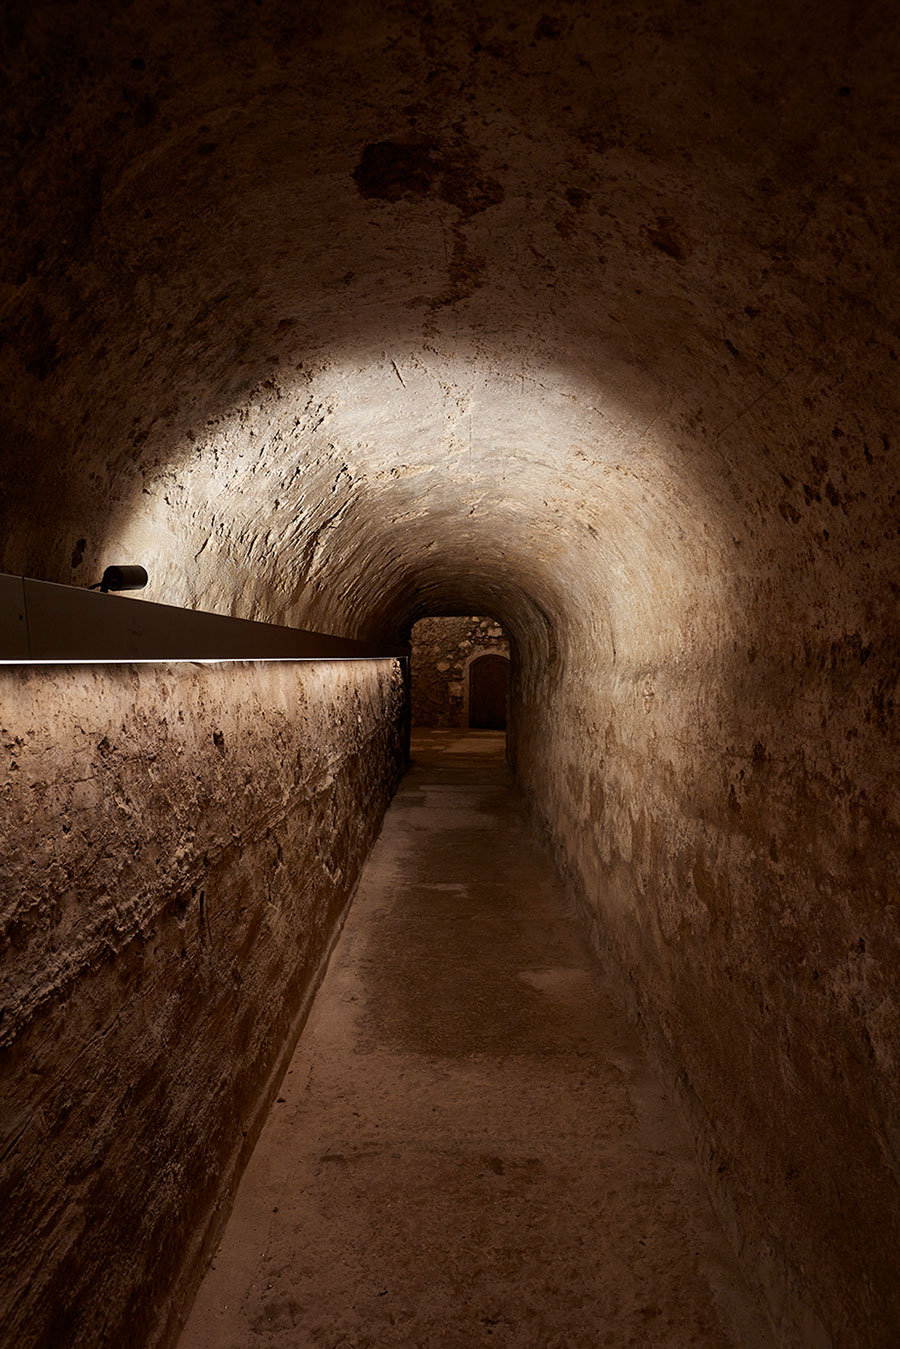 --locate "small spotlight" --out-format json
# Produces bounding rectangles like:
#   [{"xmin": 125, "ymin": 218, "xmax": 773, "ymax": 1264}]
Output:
[{"xmin": 90, "ymin": 565, "xmax": 149, "ymax": 594}]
